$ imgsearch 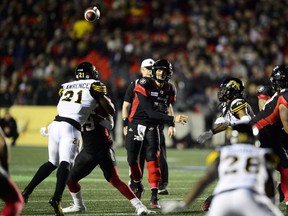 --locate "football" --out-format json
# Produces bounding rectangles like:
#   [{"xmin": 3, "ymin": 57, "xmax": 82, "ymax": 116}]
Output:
[{"xmin": 84, "ymin": 6, "xmax": 100, "ymax": 22}]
